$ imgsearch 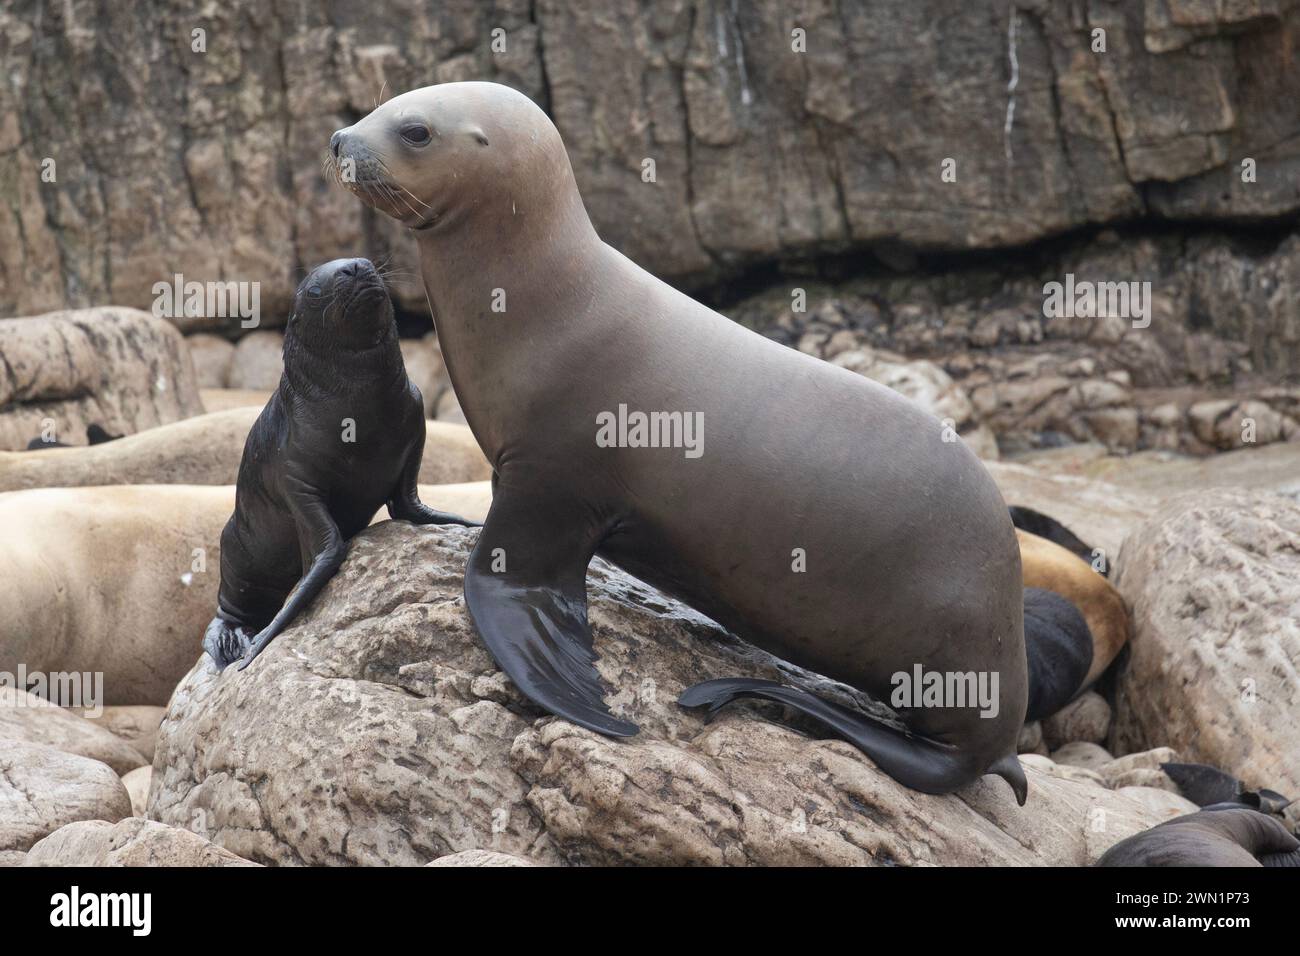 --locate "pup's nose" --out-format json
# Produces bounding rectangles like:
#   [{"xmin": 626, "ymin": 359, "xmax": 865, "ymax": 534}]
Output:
[
  {"xmin": 338, "ymin": 258, "xmax": 373, "ymax": 280},
  {"xmin": 330, "ymin": 129, "xmax": 346, "ymax": 159}
]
